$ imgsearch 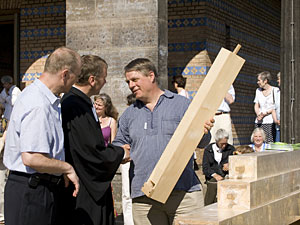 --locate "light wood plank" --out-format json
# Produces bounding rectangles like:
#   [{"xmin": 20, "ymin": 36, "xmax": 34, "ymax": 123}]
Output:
[{"xmin": 142, "ymin": 45, "xmax": 245, "ymax": 203}]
